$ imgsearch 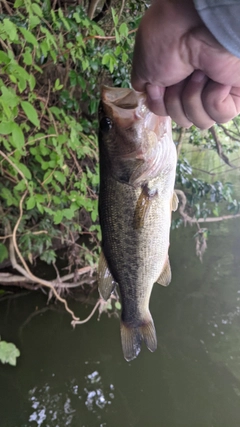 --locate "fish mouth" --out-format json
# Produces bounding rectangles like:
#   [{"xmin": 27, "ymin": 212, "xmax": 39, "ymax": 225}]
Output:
[
  {"xmin": 100, "ymin": 86, "xmax": 169, "ymax": 136},
  {"xmin": 101, "ymin": 85, "xmax": 147, "ymax": 129},
  {"xmin": 101, "ymin": 85, "xmax": 144, "ymax": 110}
]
